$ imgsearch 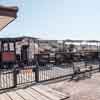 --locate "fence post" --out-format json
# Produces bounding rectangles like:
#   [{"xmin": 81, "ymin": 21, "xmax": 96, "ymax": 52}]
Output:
[
  {"xmin": 89, "ymin": 66, "xmax": 92, "ymax": 77},
  {"xmin": 13, "ymin": 67, "xmax": 17, "ymax": 88},
  {"xmin": 35, "ymin": 66, "xmax": 39, "ymax": 82},
  {"xmin": 99, "ymin": 64, "xmax": 100, "ymax": 72}
]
